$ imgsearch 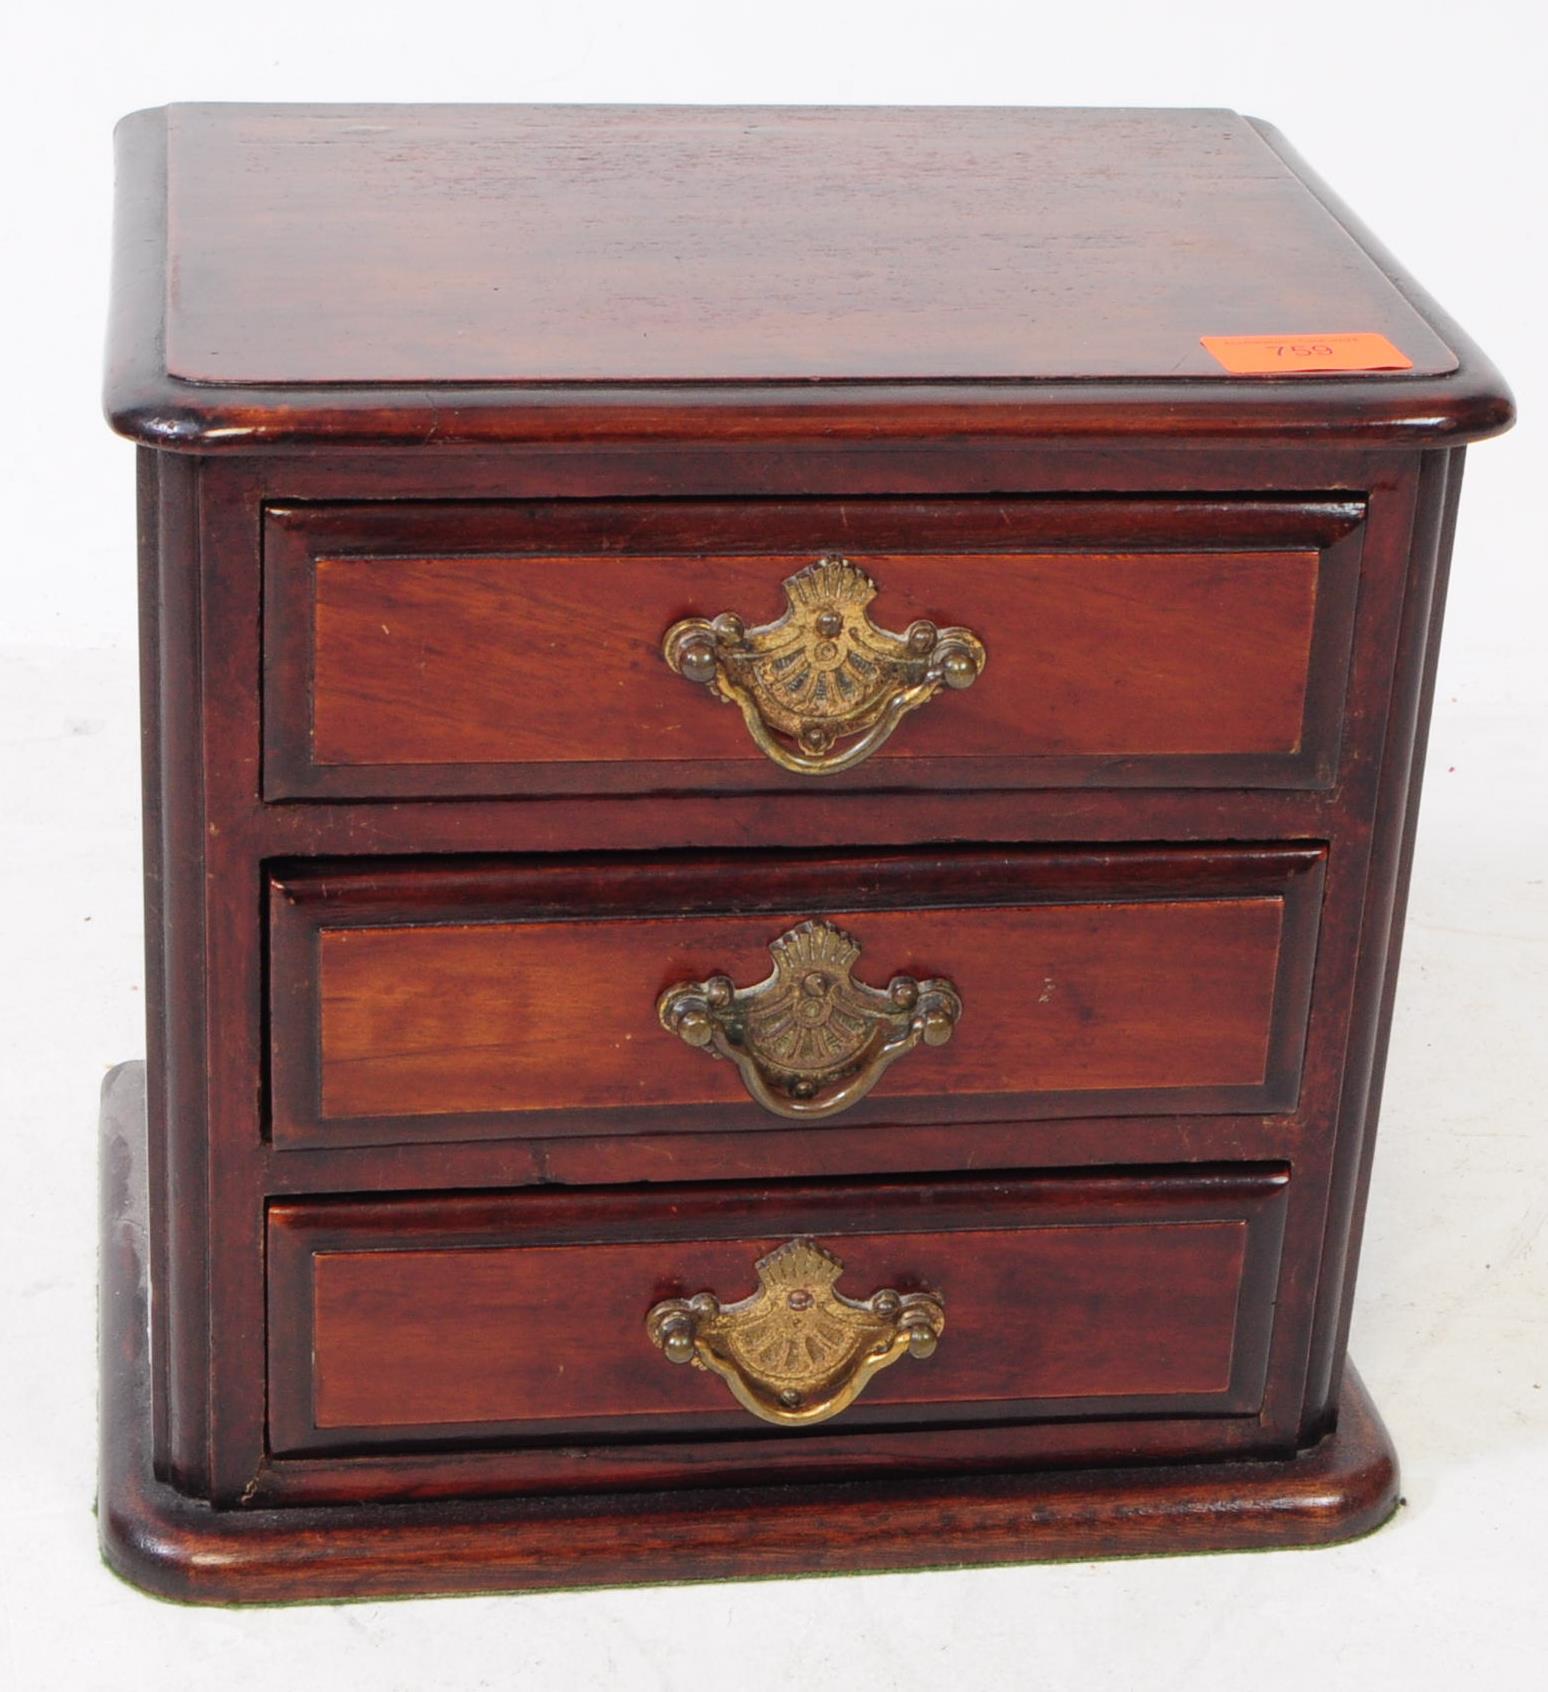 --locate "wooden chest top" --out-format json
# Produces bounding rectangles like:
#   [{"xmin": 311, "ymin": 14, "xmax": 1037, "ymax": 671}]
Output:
[{"xmin": 106, "ymin": 103, "xmax": 1510, "ymax": 449}]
